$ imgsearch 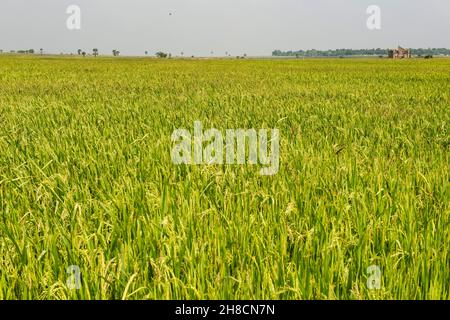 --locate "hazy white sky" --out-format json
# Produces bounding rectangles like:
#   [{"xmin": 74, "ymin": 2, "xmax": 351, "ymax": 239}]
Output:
[{"xmin": 0, "ymin": 0, "xmax": 449, "ymax": 56}]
